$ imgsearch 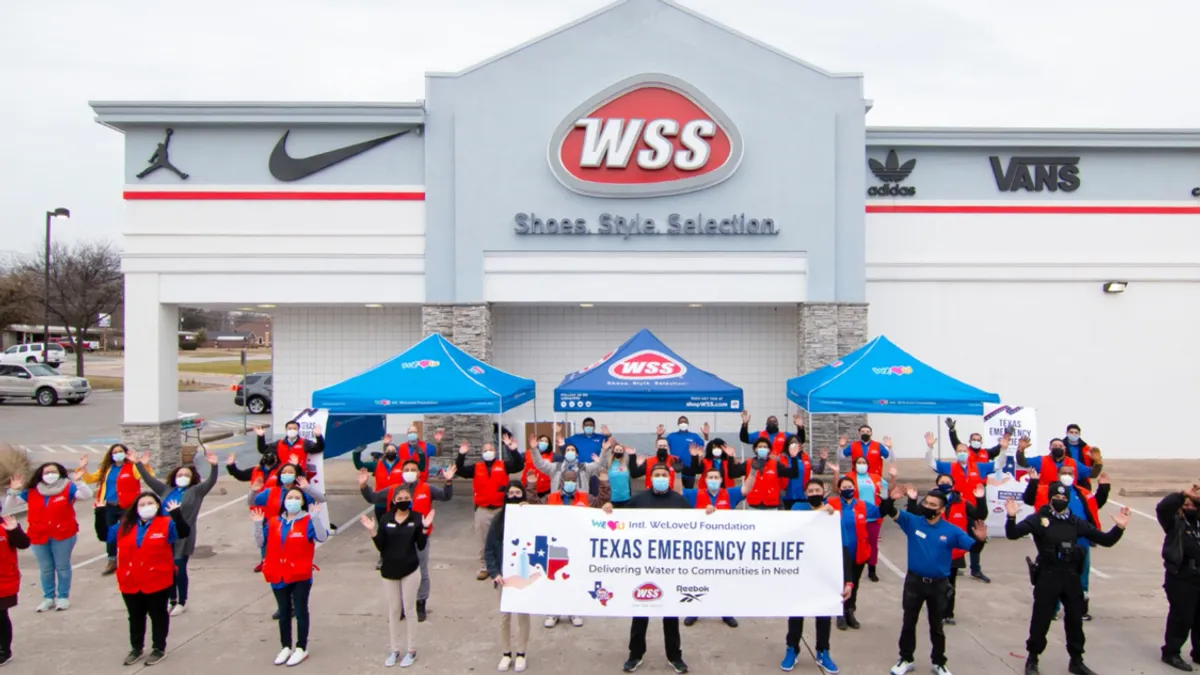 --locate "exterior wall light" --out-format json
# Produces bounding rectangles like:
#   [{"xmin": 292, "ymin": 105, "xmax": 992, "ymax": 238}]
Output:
[
  {"xmin": 580, "ymin": 303, "xmax": 594, "ymax": 308},
  {"xmin": 1102, "ymin": 281, "xmax": 1127, "ymax": 294}
]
